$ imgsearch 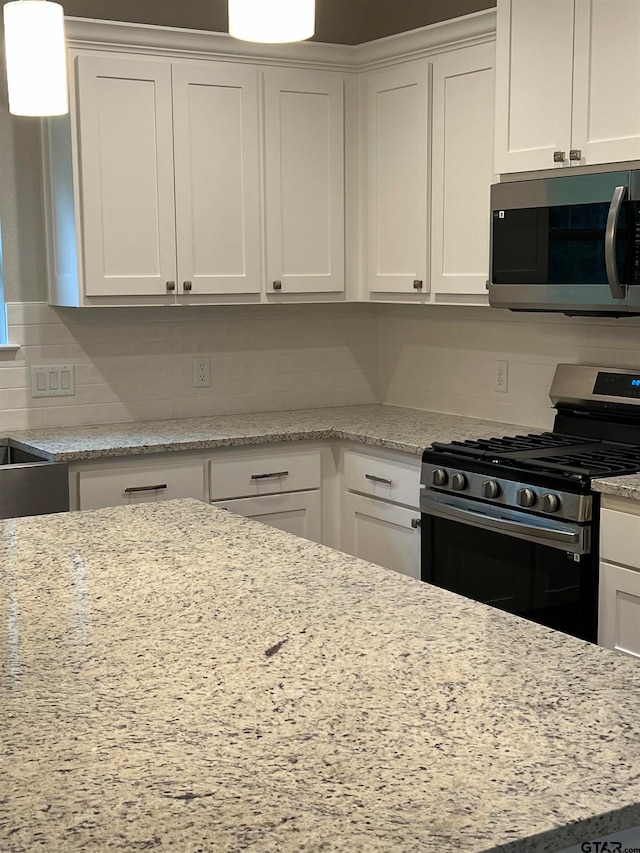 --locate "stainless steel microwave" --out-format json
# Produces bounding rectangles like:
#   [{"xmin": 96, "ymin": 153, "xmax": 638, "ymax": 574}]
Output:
[{"xmin": 488, "ymin": 170, "xmax": 640, "ymax": 316}]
